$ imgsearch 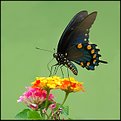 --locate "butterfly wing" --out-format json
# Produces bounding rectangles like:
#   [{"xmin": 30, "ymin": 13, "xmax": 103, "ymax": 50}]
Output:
[
  {"xmin": 57, "ymin": 11, "xmax": 107, "ymax": 72},
  {"xmin": 57, "ymin": 10, "xmax": 88, "ymax": 54},
  {"xmin": 66, "ymin": 12, "xmax": 107, "ymax": 70}
]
